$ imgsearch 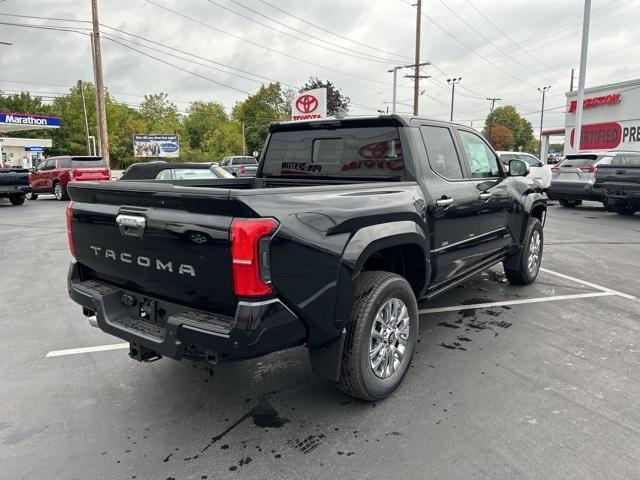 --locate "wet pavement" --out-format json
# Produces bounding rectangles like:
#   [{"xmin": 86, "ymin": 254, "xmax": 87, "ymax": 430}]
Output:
[{"xmin": 1, "ymin": 197, "xmax": 639, "ymax": 479}]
